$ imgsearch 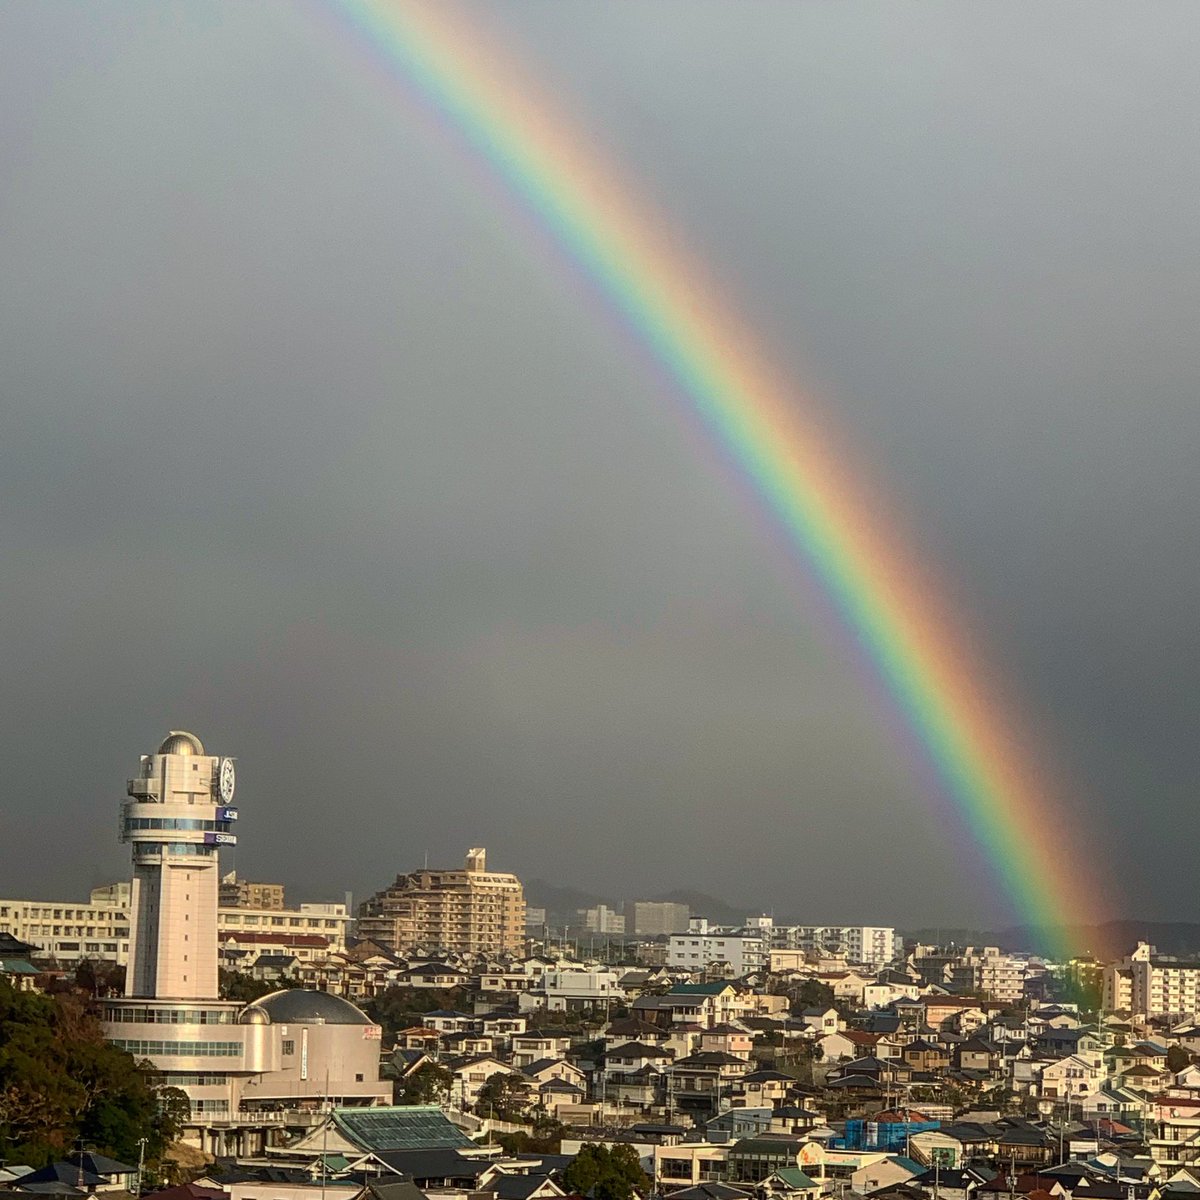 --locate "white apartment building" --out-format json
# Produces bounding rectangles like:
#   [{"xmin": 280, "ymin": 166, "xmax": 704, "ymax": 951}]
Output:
[
  {"xmin": 667, "ymin": 932, "xmax": 767, "ymax": 976},
  {"xmin": 578, "ymin": 904, "xmax": 626, "ymax": 934},
  {"xmin": 1104, "ymin": 942, "xmax": 1200, "ymax": 1016},
  {"xmin": 771, "ymin": 924, "xmax": 898, "ymax": 967},
  {"xmin": 217, "ymin": 902, "xmax": 350, "ymax": 954}
]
